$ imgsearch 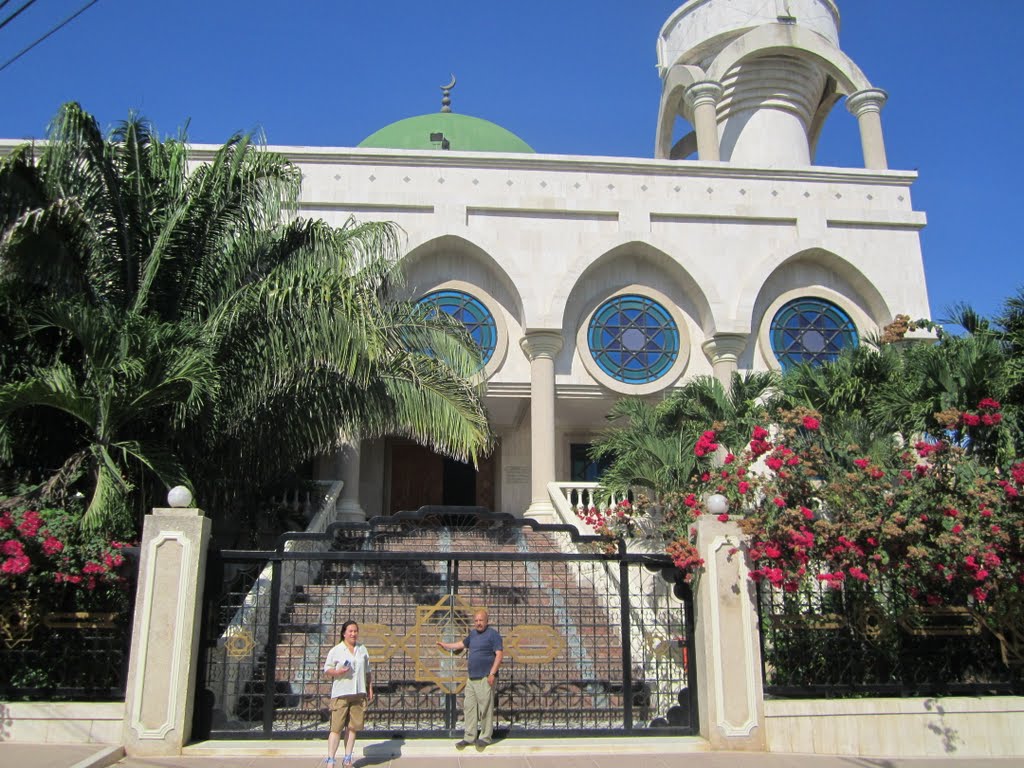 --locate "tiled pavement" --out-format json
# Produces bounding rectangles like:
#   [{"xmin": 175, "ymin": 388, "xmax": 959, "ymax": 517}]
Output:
[{"xmin": 5, "ymin": 740, "xmax": 1024, "ymax": 768}]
